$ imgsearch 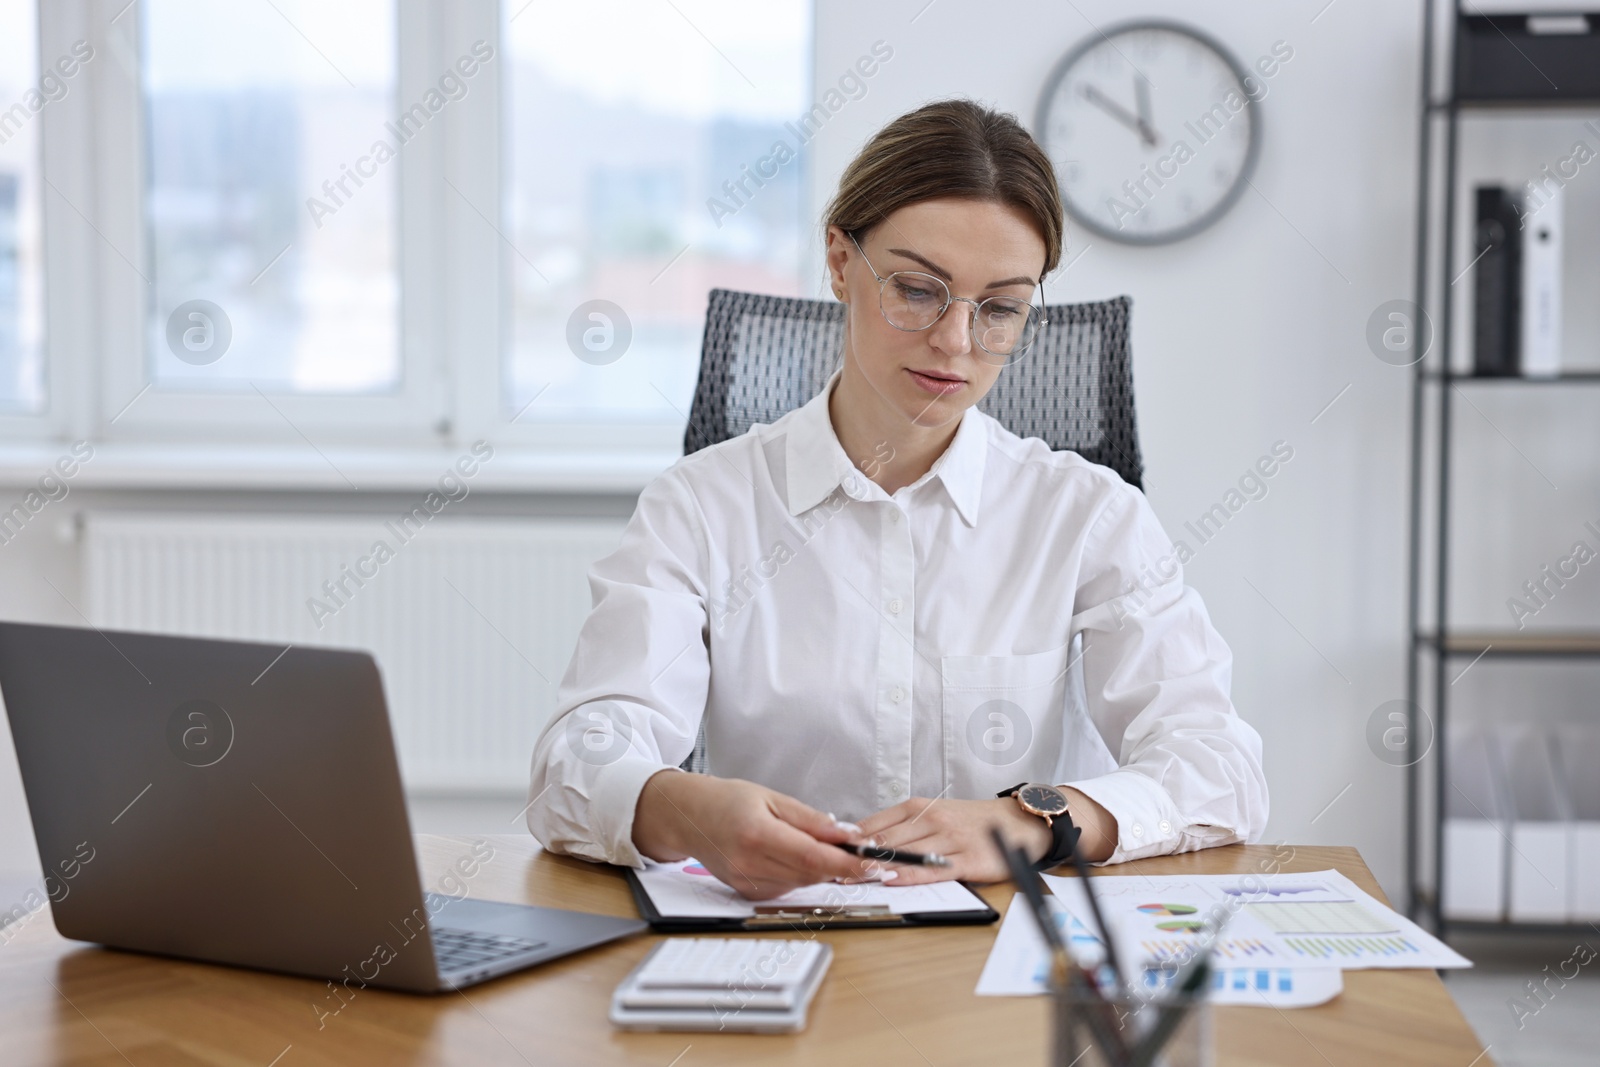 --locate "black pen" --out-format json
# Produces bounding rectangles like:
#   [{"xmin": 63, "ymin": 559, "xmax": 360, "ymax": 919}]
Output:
[
  {"xmin": 990, "ymin": 828, "xmax": 1064, "ymax": 955},
  {"xmin": 836, "ymin": 842, "xmax": 951, "ymax": 868},
  {"xmin": 1069, "ymin": 840, "xmax": 1128, "ymax": 996}
]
